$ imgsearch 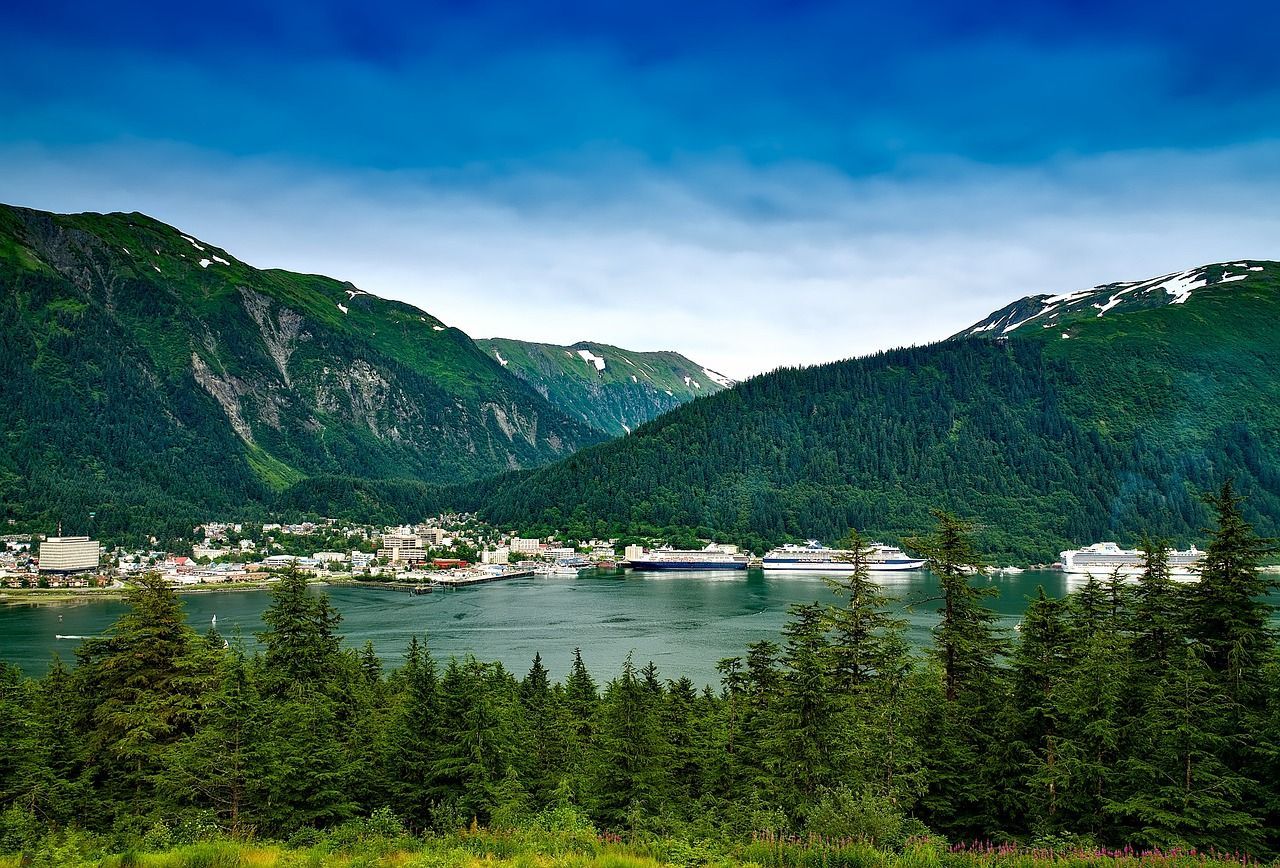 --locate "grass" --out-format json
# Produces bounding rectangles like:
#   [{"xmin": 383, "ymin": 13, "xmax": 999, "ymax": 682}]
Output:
[{"xmin": 2, "ymin": 832, "xmax": 1271, "ymax": 868}]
